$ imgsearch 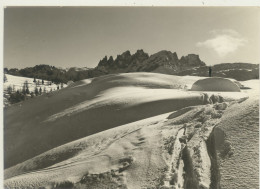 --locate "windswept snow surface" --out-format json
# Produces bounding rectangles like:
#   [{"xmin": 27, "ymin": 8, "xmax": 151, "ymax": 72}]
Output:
[
  {"xmin": 191, "ymin": 77, "xmax": 240, "ymax": 92},
  {"xmin": 212, "ymin": 79, "xmax": 259, "ymax": 189},
  {"xmin": 4, "ymin": 73, "xmax": 207, "ymax": 169},
  {"xmin": 4, "ymin": 72, "xmax": 258, "ymax": 189}
]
